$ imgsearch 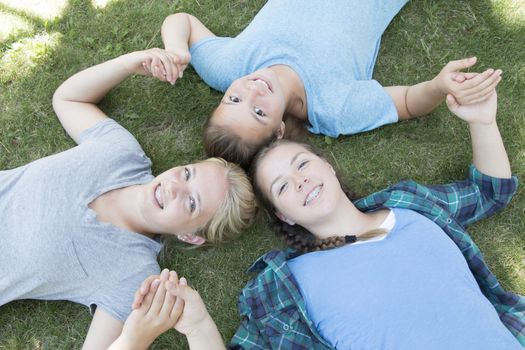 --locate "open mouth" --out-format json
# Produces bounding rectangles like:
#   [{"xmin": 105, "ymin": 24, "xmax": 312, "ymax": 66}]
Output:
[
  {"xmin": 251, "ymin": 77, "xmax": 272, "ymax": 93},
  {"xmin": 154, "ymin": 184, "xmax": 164, "ymax": 209},
  {"xmin": 304, "ymin": 185, "xmax": 323, "ymax": 206}
]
